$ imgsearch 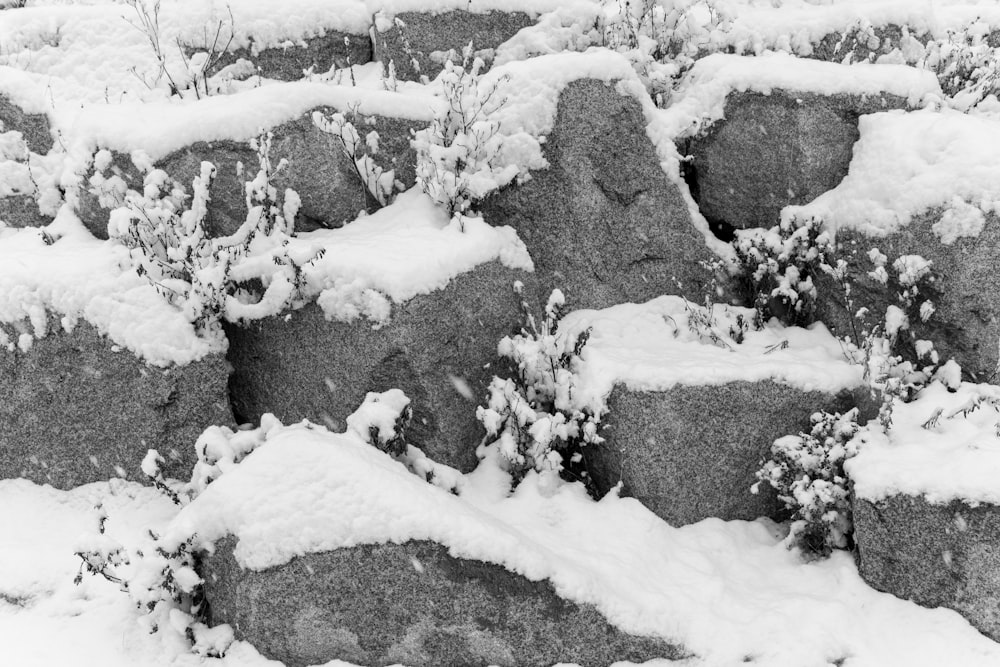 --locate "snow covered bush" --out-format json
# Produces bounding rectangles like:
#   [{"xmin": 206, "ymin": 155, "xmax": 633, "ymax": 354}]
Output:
[
  {"xmin": 730, "ymin": 216, "xmax": 832, "ymax": 327},
  {"xmin": 476, "ymin": 286, "xmax": 601, "ymax": 490},
  {"xmin": 108, "ymin": 132, "xmax": 323, "ymax": 335},
  {"xmin": 412, "ymin": 44, "xmax": 513, "ymax": 227},
  {"xmin": 345, "ymin": 388, "xmax": 412, "ymax": 457},
  {"xmin": 313, "ymin": 109, "xmax": 398, "ymax": 209},
  {"xmin": 753, "ymin": 408, "xmax": 861, "ymax": 558}
]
